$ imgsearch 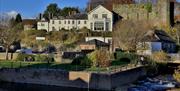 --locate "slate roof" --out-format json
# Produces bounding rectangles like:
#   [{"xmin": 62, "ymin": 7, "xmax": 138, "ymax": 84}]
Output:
[
  {"xmin": 82, "ymin": 39, "xmax": 110, "ymax": 46},
  {"xmin": 65, "ymin": 13, "xmax": 88, "ymax": 20},
  {"xmin": 142, "ymin": 30, "xmax": 175, "ymax": 43},
  {"xmin": 22, "ymin": 19, "xmax": 37, "ymax": 25}
]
